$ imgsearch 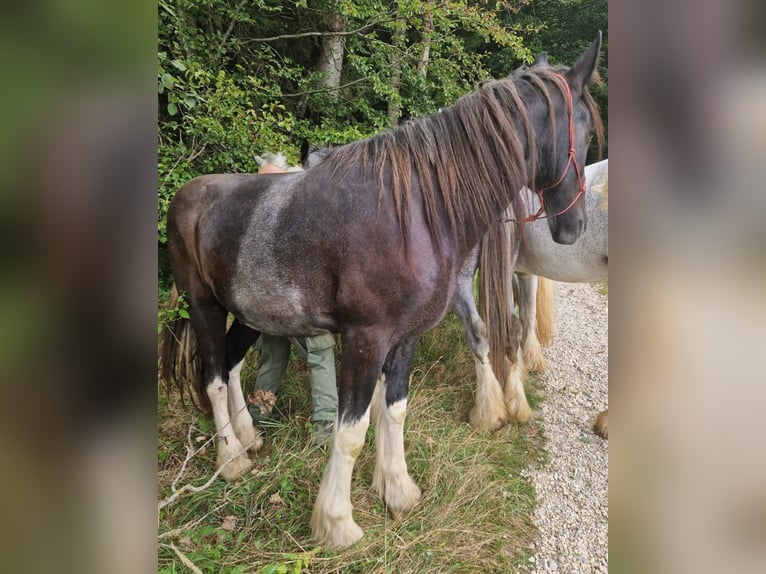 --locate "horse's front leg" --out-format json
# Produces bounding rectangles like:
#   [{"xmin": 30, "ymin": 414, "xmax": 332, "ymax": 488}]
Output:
[
  {"xmin": 453, "ymin": 264, "xmax": 507, "ymax": 431},
  {"xmin": 517, "ymin": 273, "xmax": 547, "ymax": 372},
  {"xmin": 310, "ymin": 328, "xmax": 387, "ymax": 549},
  {"xmin": 371, "ymin": 338, "xmax": 422, "ymax": 520}
]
